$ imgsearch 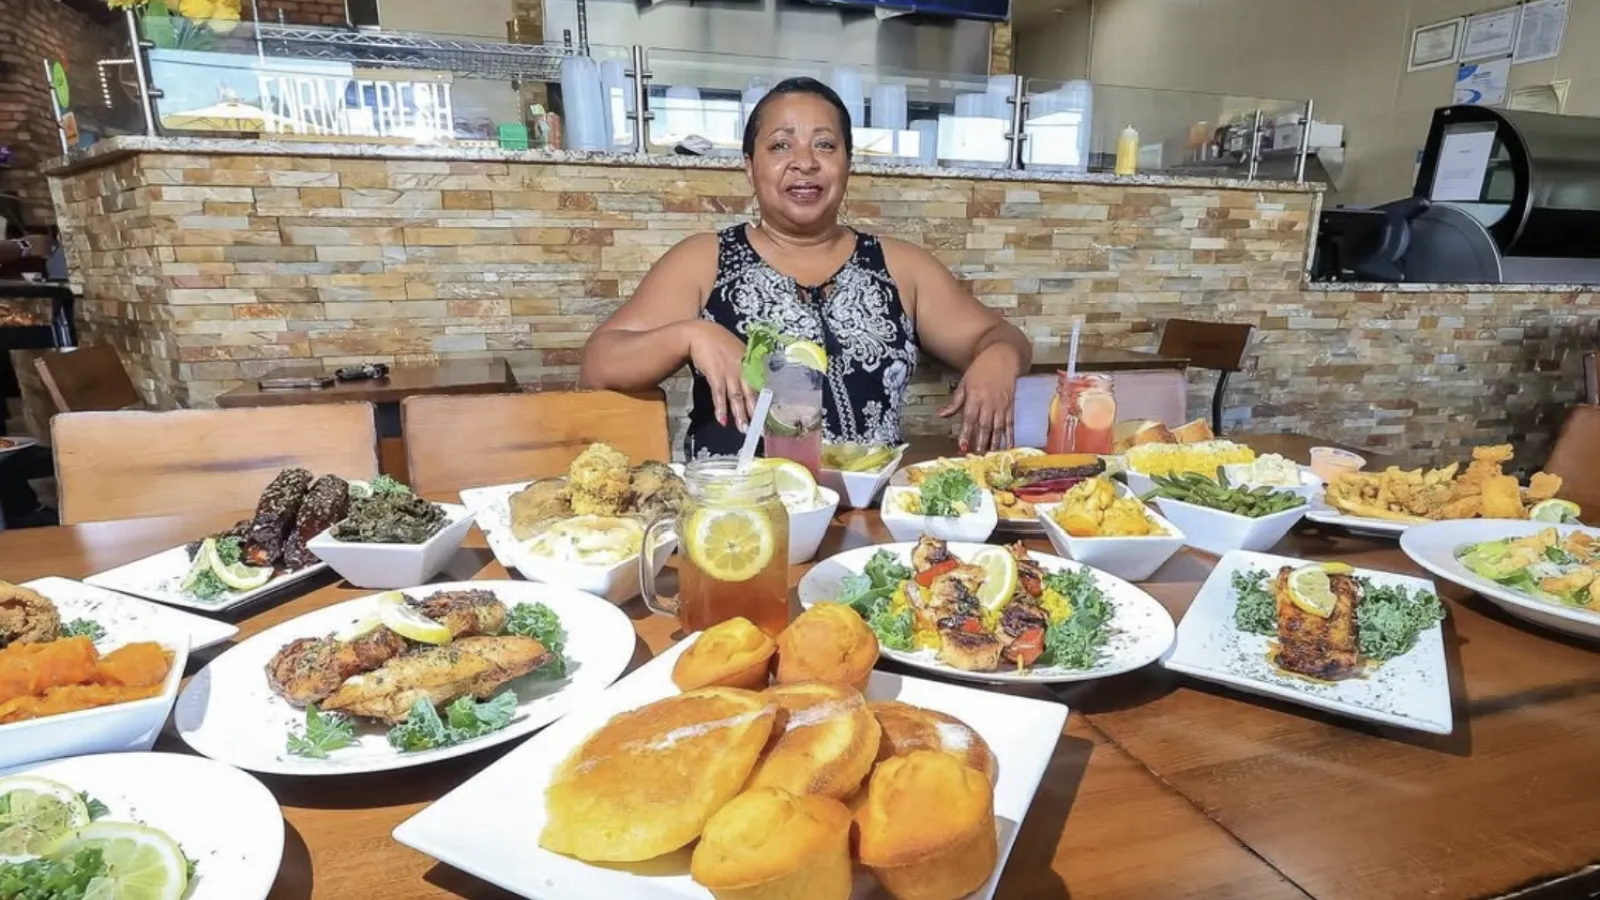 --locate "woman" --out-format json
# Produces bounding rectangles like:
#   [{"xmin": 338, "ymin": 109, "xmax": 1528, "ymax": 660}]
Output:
[{"xmin": 579, "ymin": 77, "xmax": 1031, "ymax": 457}]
